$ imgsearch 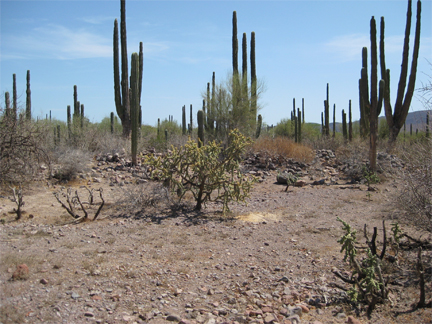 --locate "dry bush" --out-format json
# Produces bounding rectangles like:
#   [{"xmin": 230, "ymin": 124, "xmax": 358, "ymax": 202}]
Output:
[
  {"xmin": 397, "ymin": 138, "xmax": 432, "ymax": 232},
  {"xmin": 251, "ymin": 135, "xmax": 315, "ymax": 163},
  {"xmin": 0, "ymin": 112, "xmax": 50, "ymax": 184},
  {"xmin": 52, "ymin": 148, "xmax": 91, "ymax": 181},
  {"xmin": 116, "ymin": 181, "xmax": 172, "ymax": 213}
]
